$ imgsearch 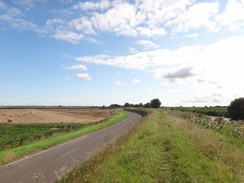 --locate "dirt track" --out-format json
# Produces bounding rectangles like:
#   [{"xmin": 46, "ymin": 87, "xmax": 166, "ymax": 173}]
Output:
[{"xmin": 0, "ymin": 108, "xmax": 114, "ymax": 124}]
